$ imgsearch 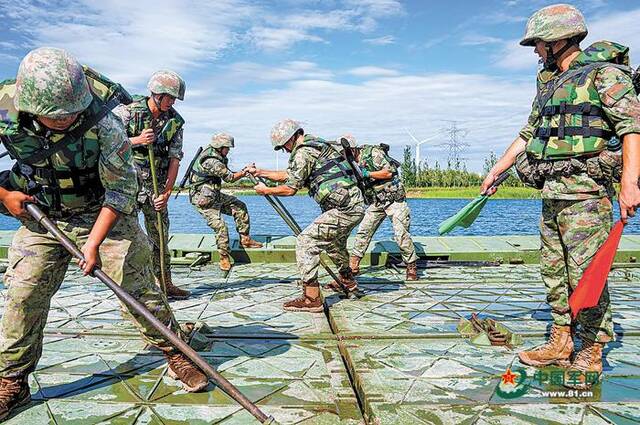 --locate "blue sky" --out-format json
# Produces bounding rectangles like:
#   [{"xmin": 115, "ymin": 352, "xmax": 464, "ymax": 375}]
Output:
[{"xmin": 1, "ymin": 0, "xmax": 639, "ymax": 173}]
